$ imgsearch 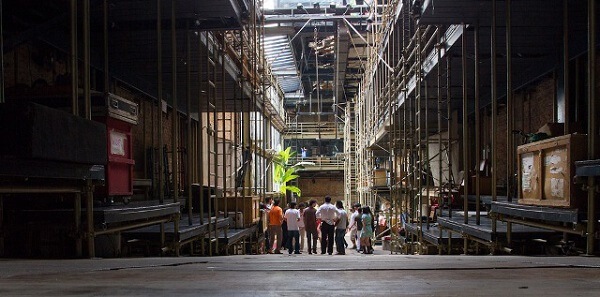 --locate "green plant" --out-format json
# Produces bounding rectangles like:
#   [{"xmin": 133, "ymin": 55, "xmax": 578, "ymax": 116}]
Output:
[{"xmin": 272, "ymin": 147, "xmax": 313, "ymax": 197}]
